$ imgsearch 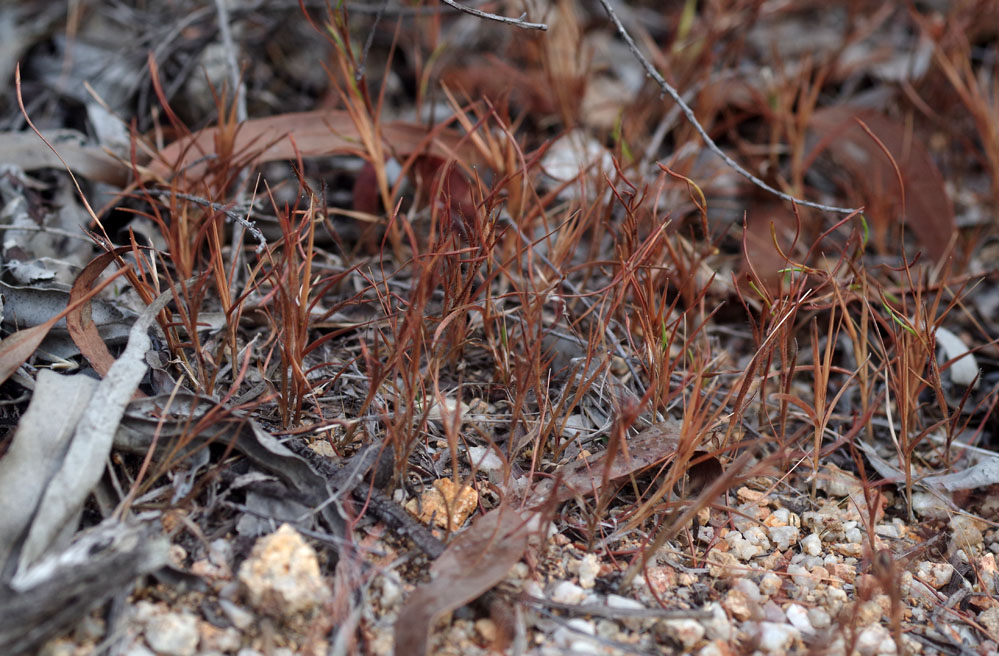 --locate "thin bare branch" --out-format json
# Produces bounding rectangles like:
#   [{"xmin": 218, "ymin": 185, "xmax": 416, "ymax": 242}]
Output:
[
  {"xmin": 598, "ymin": 0, "xmax": 858, "ymax": 215},
  {"xmin": 439, "ymin": 0, "xmax": 547, "ymax": 31}
]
